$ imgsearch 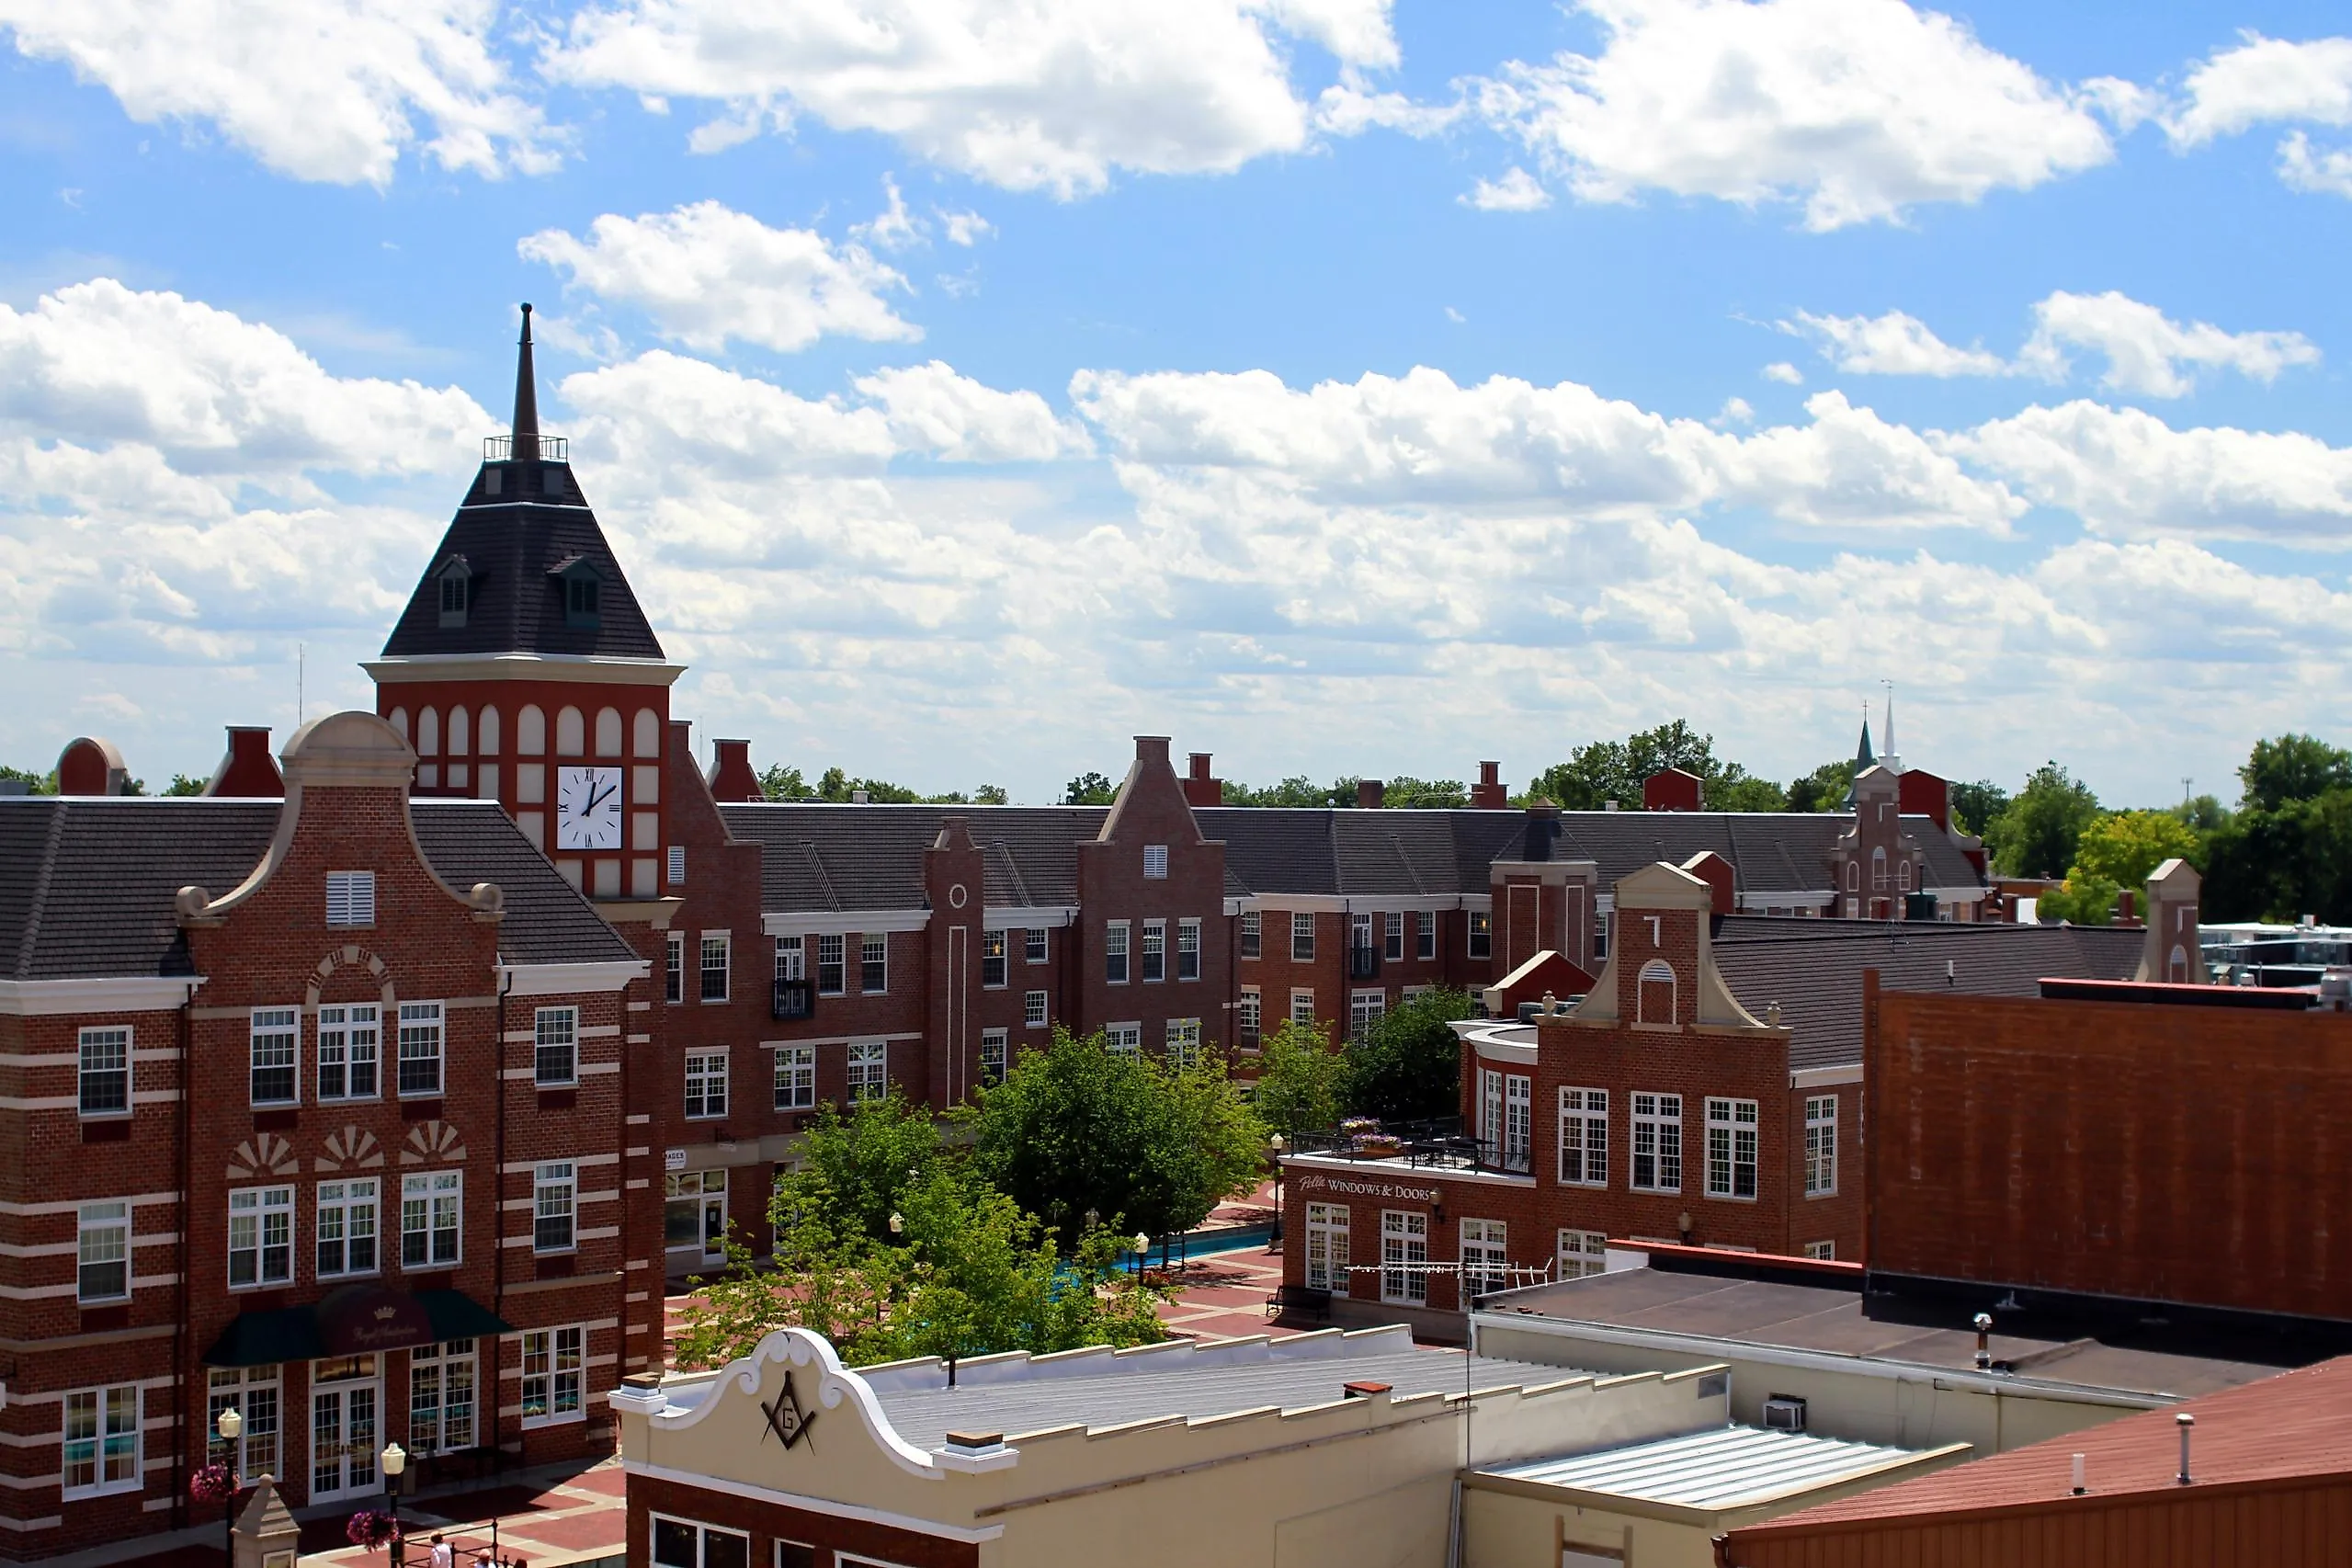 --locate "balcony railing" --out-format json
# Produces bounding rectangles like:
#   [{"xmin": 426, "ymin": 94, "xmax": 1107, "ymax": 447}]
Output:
[
  {"xmin": 1347, "ymin": 944, "xmax": 1381, "ymax": 981},
  {"xmin": 772, "ymin": 979, "xmax": 814, "ymax": 1021},
  {"xmin": 483, "ymin": 434, "xmax": 570, "ymax": 462},
  {"xmin": 1285, "ymin": 1116, "xmax": 1515, "ymax": 1172}
]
